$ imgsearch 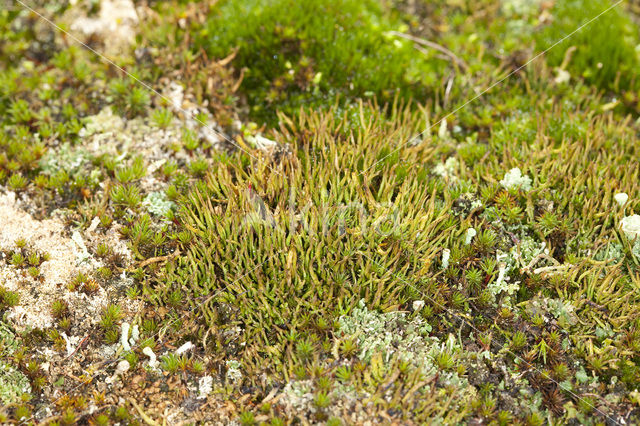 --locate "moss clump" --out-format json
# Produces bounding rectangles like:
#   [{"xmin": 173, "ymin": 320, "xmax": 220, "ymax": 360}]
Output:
[
  {"xmin": 535, "ymin": 0, "xmax": 639, "ymax": 90},
  {"xmin": 197, "ymin": 0, "xmax": 439, "ymax": 123}
]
